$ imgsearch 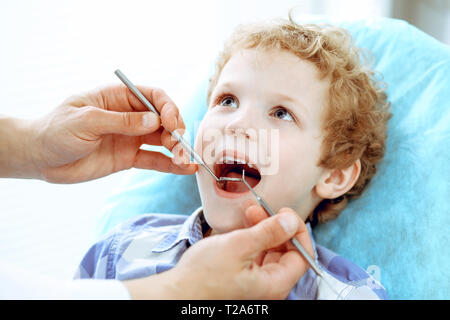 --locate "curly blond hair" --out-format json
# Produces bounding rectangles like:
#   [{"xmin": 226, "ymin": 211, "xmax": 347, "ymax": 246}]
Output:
[{"xmin": 207, "ymin": 17, "xmax": 391, "ymax": 225}]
